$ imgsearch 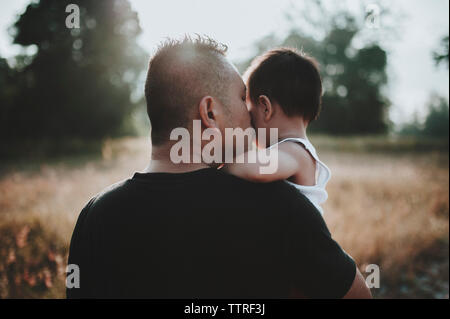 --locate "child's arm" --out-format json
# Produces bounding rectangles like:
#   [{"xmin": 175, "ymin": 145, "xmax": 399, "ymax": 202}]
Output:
[{"xmin": 224, "ymin": 142, "xmax": 302, "ymax": 183}]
